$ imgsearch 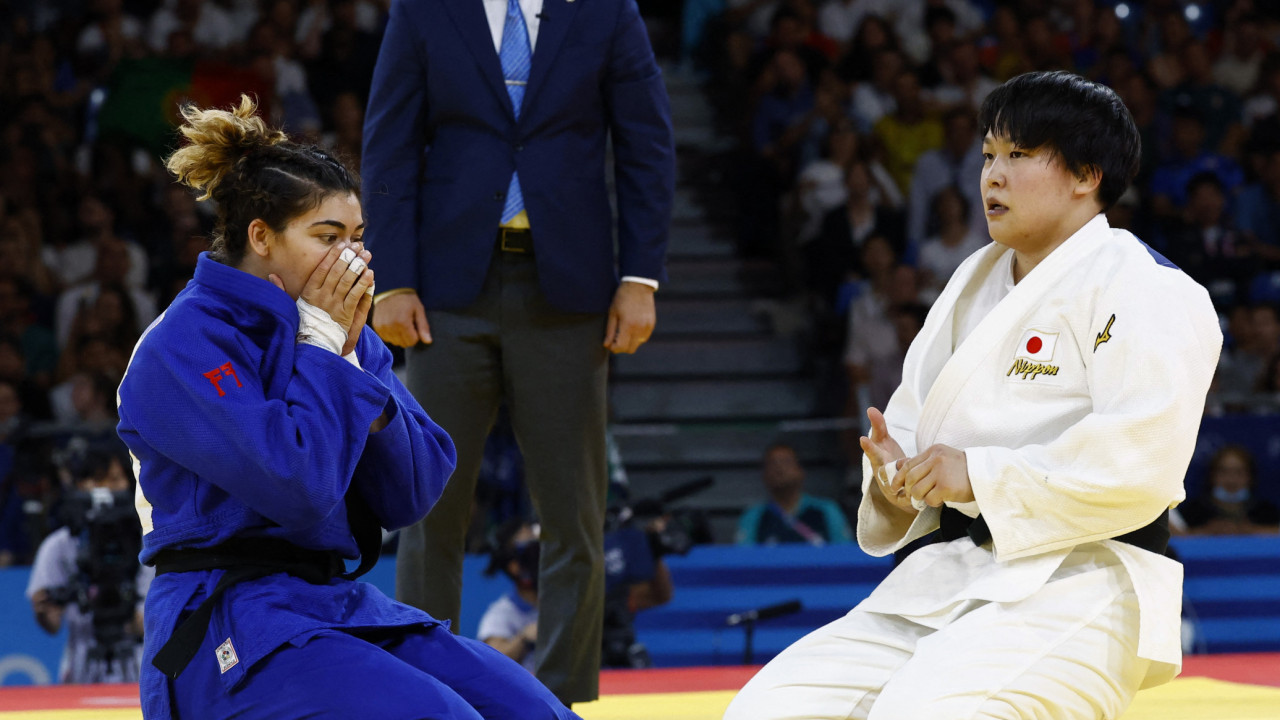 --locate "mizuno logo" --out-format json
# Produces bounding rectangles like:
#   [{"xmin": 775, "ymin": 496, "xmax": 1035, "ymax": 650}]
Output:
[{"xmin": 1094, "ymin": 314, "xmax": 1115, "ymax": 352}]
